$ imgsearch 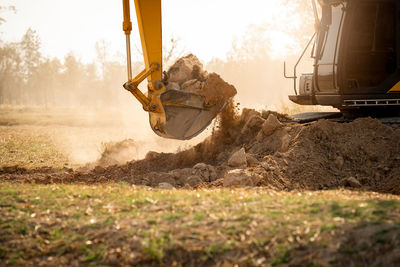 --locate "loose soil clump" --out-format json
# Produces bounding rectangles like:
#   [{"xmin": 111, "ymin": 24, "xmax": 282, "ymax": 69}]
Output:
[
  {"xmin": 2, "ymin": 101, "xmax": 400, "ymax": 195},
  {"xmin": 165, "ymin": 54, "xmax": 237, "ymax": 108}
]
